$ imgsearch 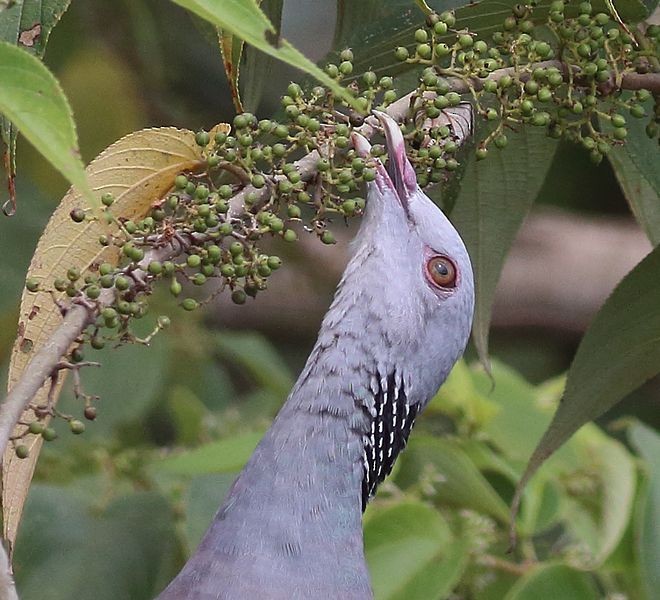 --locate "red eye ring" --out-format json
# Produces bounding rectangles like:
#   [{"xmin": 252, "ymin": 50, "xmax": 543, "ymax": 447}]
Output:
[{"xmin": 426, "ymin": 256, "xmax": 457, "ymax": 289}]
